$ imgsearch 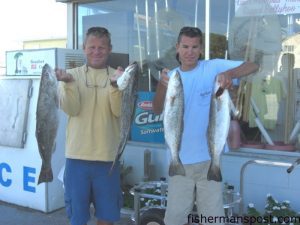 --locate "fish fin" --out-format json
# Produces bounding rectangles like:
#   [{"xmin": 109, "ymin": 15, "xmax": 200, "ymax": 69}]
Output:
[
  {"xmin": 109, "ymin": 152, "xmax": 124, "ymax": 176},
  {"xmin": 52, "ymin": 142, "xmax": 57, "ymax": 153},
  {"xmin": 229, "ymin": 96, "xmax": 239, "ymax": 118},
  {"xmin": 109, "ymin": 133, "xmax": 129, "ymax": 175},
  {"xmin": 169, "ymin": 160, "xmax": 185, "ymax": 176},
  {"xmin": 55, "ymin": 92, "xmax": 60, "ymax": 108},
  {"xmin": 170, "ymin": 96, "xmax": 176, "ymax": 106},
  {"xmin": 109, "ymin": 159, "xmax": 118, "ymax": 176},
  {"xmin": 38, "ymin": 167, "xmax": 53, "ymax": 184},
  {"xmin": 109, "ymin": 150, "xmax": 122, "ymax": 176},
  {"xmin": 207, "ymin": 163, "xmax": 222, "ymax": 182}
]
